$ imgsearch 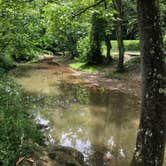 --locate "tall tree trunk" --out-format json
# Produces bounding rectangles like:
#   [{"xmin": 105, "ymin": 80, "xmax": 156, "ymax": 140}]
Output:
[
  {"xmin": 67, "ymin": 35, "xmax": 78, "ymax": 59},
  {"xmin": 131, "ymin": 1, "xmax": 166, "ymax": 166},
  {"xmin": 114, "ymin": 0, "xmax": 125, "ymax": 72},
  {"xmin": 104, "ymin": 0, "xmax": 112, "ymax": 64},
  {"xmin": 105, "ymin": 34, "xmax": 112, "ymax": 64}
]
